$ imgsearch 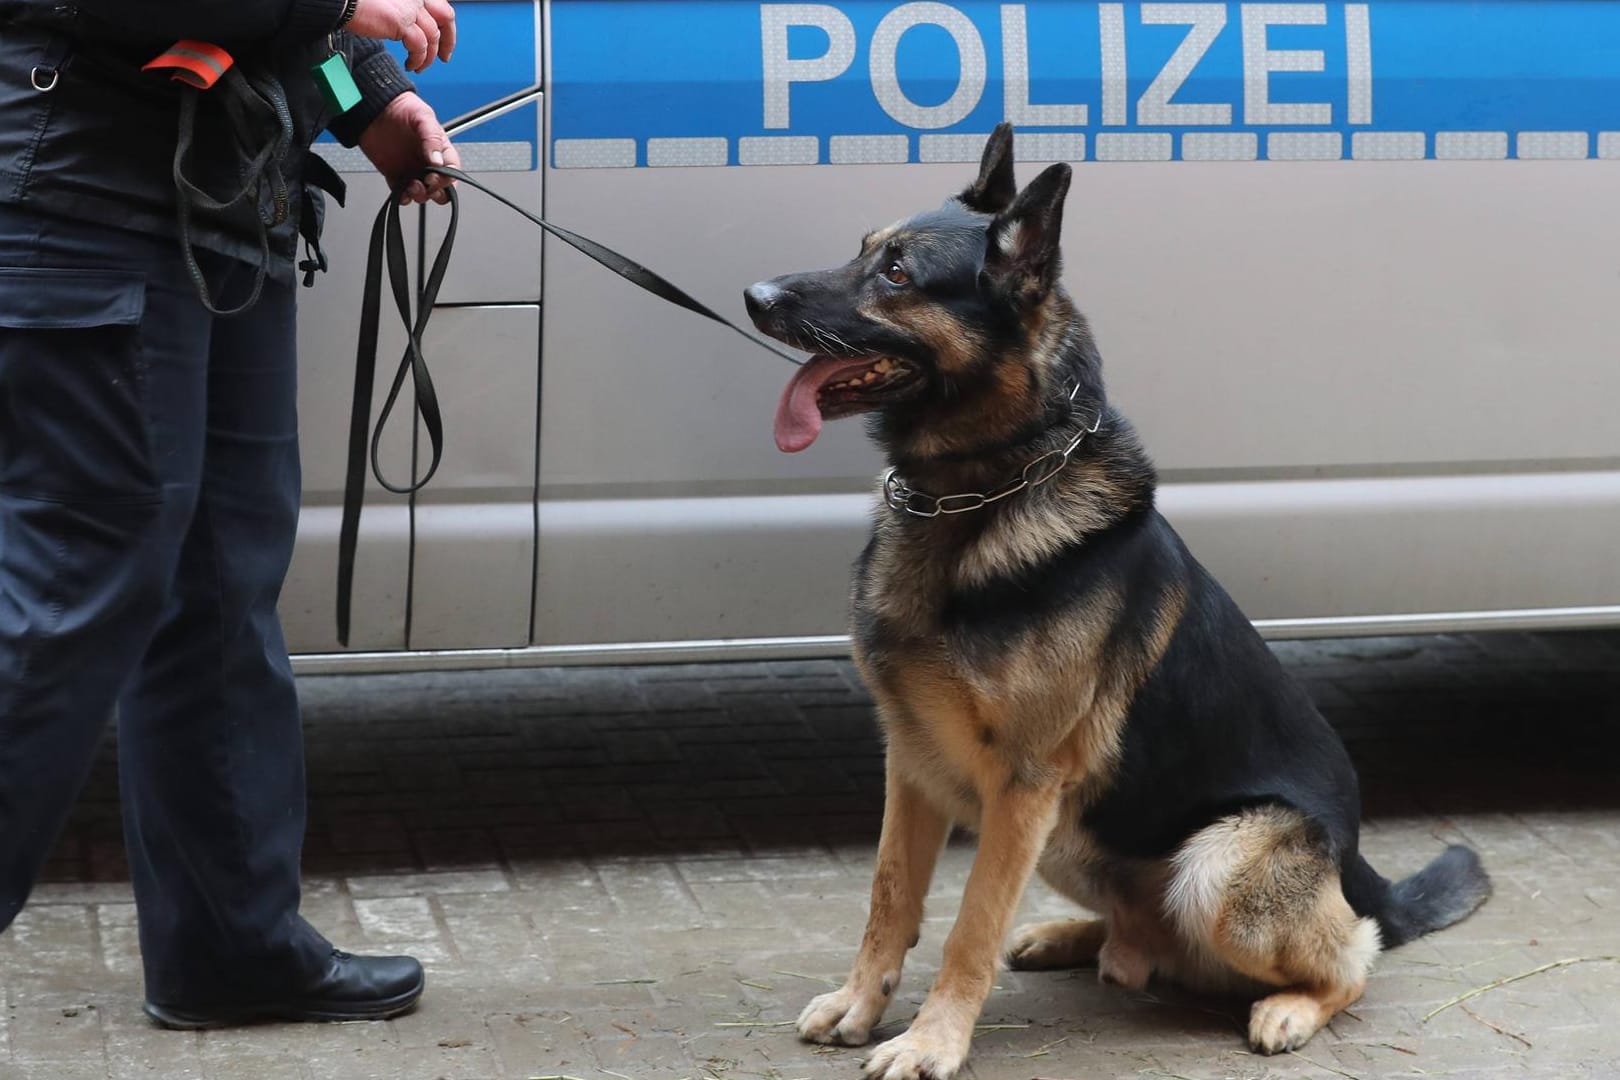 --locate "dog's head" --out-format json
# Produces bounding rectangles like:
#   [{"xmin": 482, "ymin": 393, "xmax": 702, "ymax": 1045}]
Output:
[{"xmin": 746, "ymin": 124, "xmax": 1086, "ymax": 458}]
